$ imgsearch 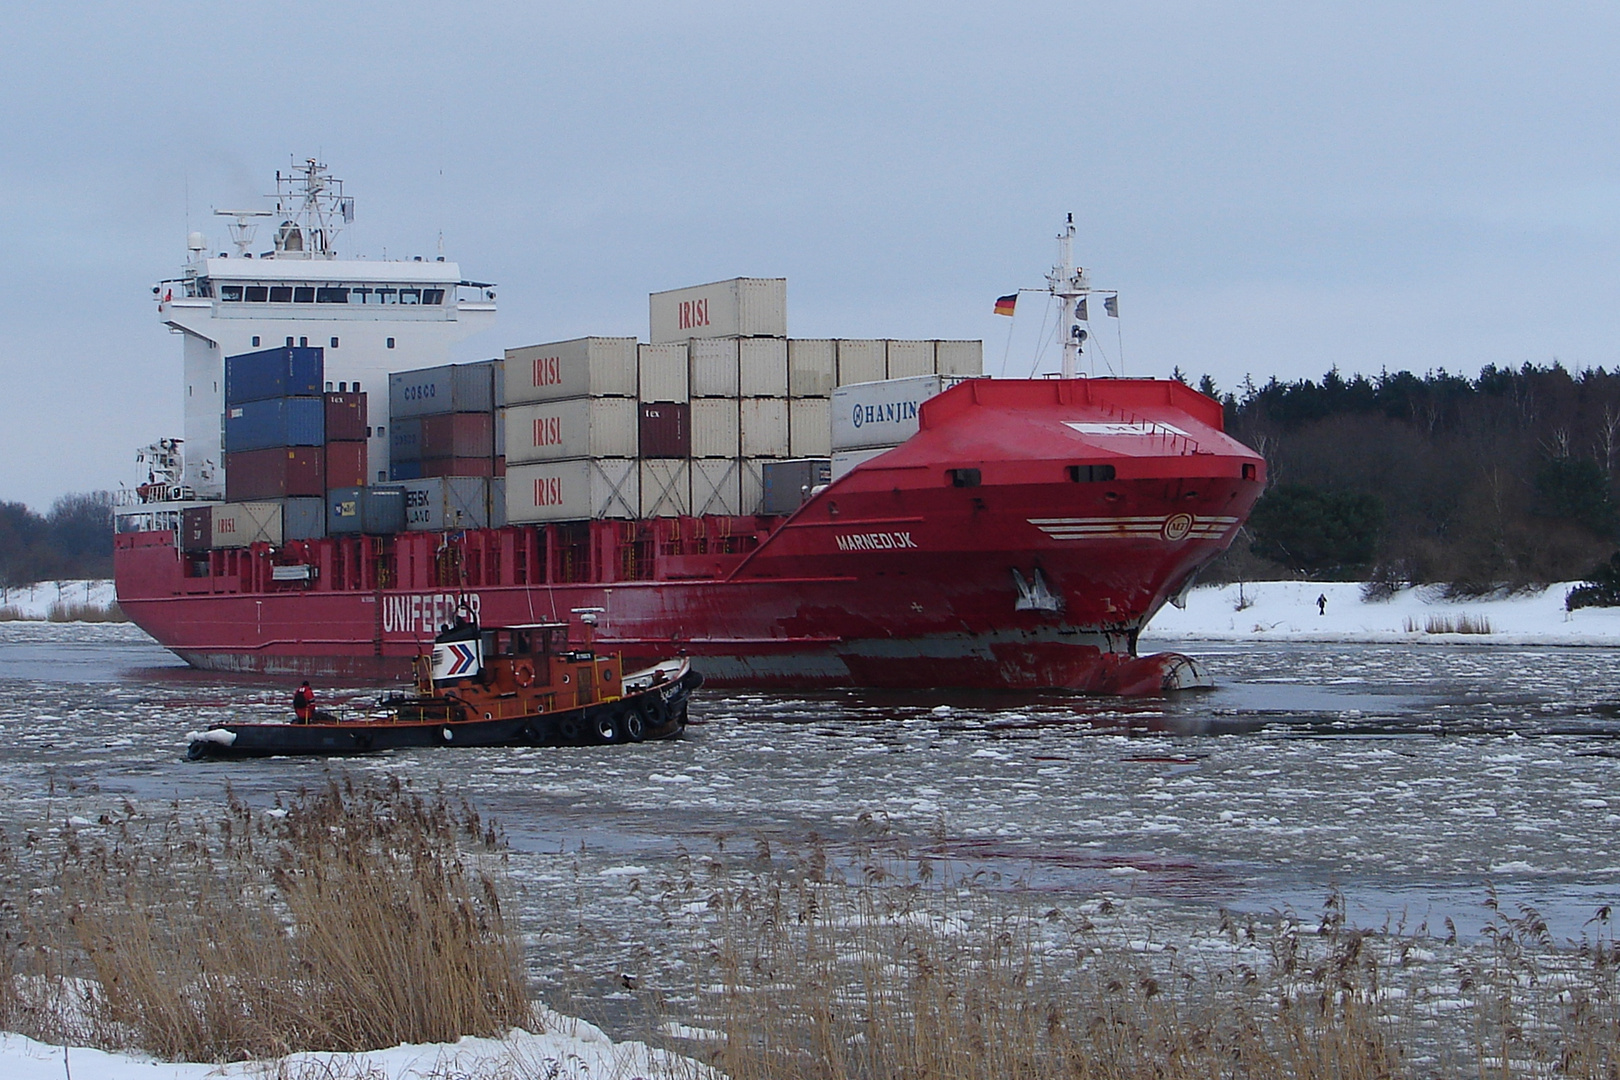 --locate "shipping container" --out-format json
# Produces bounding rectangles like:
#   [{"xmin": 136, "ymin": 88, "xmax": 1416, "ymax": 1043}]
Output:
[
  {"xmin": 935, "ymin": 340, "xmax": 984, "ymax": 377},
  {"xmin": 505, "ymin": 459, "xmax": 639, "ymax": 523},
  {"xmin": 691, "ymin": 399, "xmax": 740, "ymax": 458},
  {"xmin": 490, "ymin": 478, "xmax": 507, "ymax": 528},
  {"xmin": 225, "ymin": 446, "xmax": 325, "ymax": 501},
  {"xmin": 327, "ymin": 487, "xmax": 406, "ymax": 536},
  {"xmin": 761, "ymin": 459, "xmax": 832, "ymax": 515},
  {"xmin": 223, "ymin": 397, "xmax": 325, "ymax": 452},
  {"xmin": 494, "ymin": 410, "xmax": 505, "ymax": 461},
  {"xmin": 738, "ymin": 458, "xmax": 765, "ymax": 515},
  {"xmin": 420, "ymin": 411, "xmax": 494, "ymax": 458},
  {"xmin": 402, "ymin": 476, "xmax": 490, "ymax": 531},
  {"xmin": 690, "ymin": 458, "xmax": 741, "ymax": 516},
  {"xmin": 504, "ymin": 398, "xmax": 639, "ymax": 464},
  {"xmin": 325, "ymin": 441, "xmax": 368, "ymax": 490},
  {"xmin": 740, "ymin": 397, "xmax": 790, "ymax": 458},
  {"xmin": 689, "ymin": 338, "xmax": 740, "ymax": 397},
  {"xmin": 389, "ymin": 416, "xmax": 423, "ymax": 462},
  {"xmin": 390, "ymin": 459, "xmax": 424, "ymax": 481},
  {"xmin": 494, "ymin": 455, "xmax": 506, "ymax": 477},
  {"xmin": 788, "ymin": 397, "xmax": 832, "ymax": 457},
  {"xmin": 739, "ymin": 338, "xmax": 789, "ymax": 397},
  {"xmin": 282, "ymin": 497, "xmax": 326, "ymax": 540},
  {"xmin": 832, "ymin": 446, "xmax": 893, "ymax": 480},
  {"xmin": 180, "ymin": 506, "xmax": 212, "ymax": 553},
  {"xmin": 224, "ymin": 346, "xmax": 323, "ymax": 405},
  {"xmin": 323, "ymin": 391, "xmax": 368, "ymax": 441},
  {"xmin": 639, "ymin": 402, "xmax": 691, "ymax": 458},
  {"xmin": 504, "ymin": 337, "xmax": 637, "ymax": 404},
  {"xmin": 420, "ymin": 457, "xmax": 495, "ymax": 478},
  {"xmin": 388, "ymin": 360, "xmax": 502, "ymax": 419},
  {"xmin": 788, "ymin": 339, "xmax": 836, "ymax": 397},
  {"xmin": 639, "ymin": 459, "xmax": 692, "ymax": 517},
  {"xmin": 650, "ymin": 278, "xmax": 787, "ymax": 344},
  {"xmin": 831, "ymin": 375, "xmax": 948, "ymax": 451},
  {"xmin": 210, "ymin": 501, "xmax": 283, "ymax": 548},
  {"xmin": 886, "ymin": 340, "xmax": 936, "ymax": 379},
  {"xmin": 637, "ymin": 342, "xmax": 689, "ymax": 403},
  {"xmin": 836, "ymin": 340, "xmax": 887, "ymax": 386}
]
